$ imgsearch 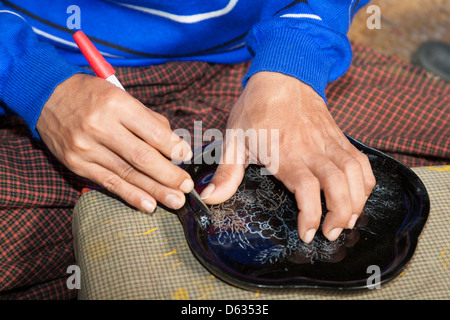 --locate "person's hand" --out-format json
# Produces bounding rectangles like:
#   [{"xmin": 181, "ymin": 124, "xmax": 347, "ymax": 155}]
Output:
[
  {"xmin": 200, "ymin": 72, "xmax": 376, "ymax": 243},
  {"xmin": 36, "ymin": 73, "xmax": 194, "ymax": 213}
]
